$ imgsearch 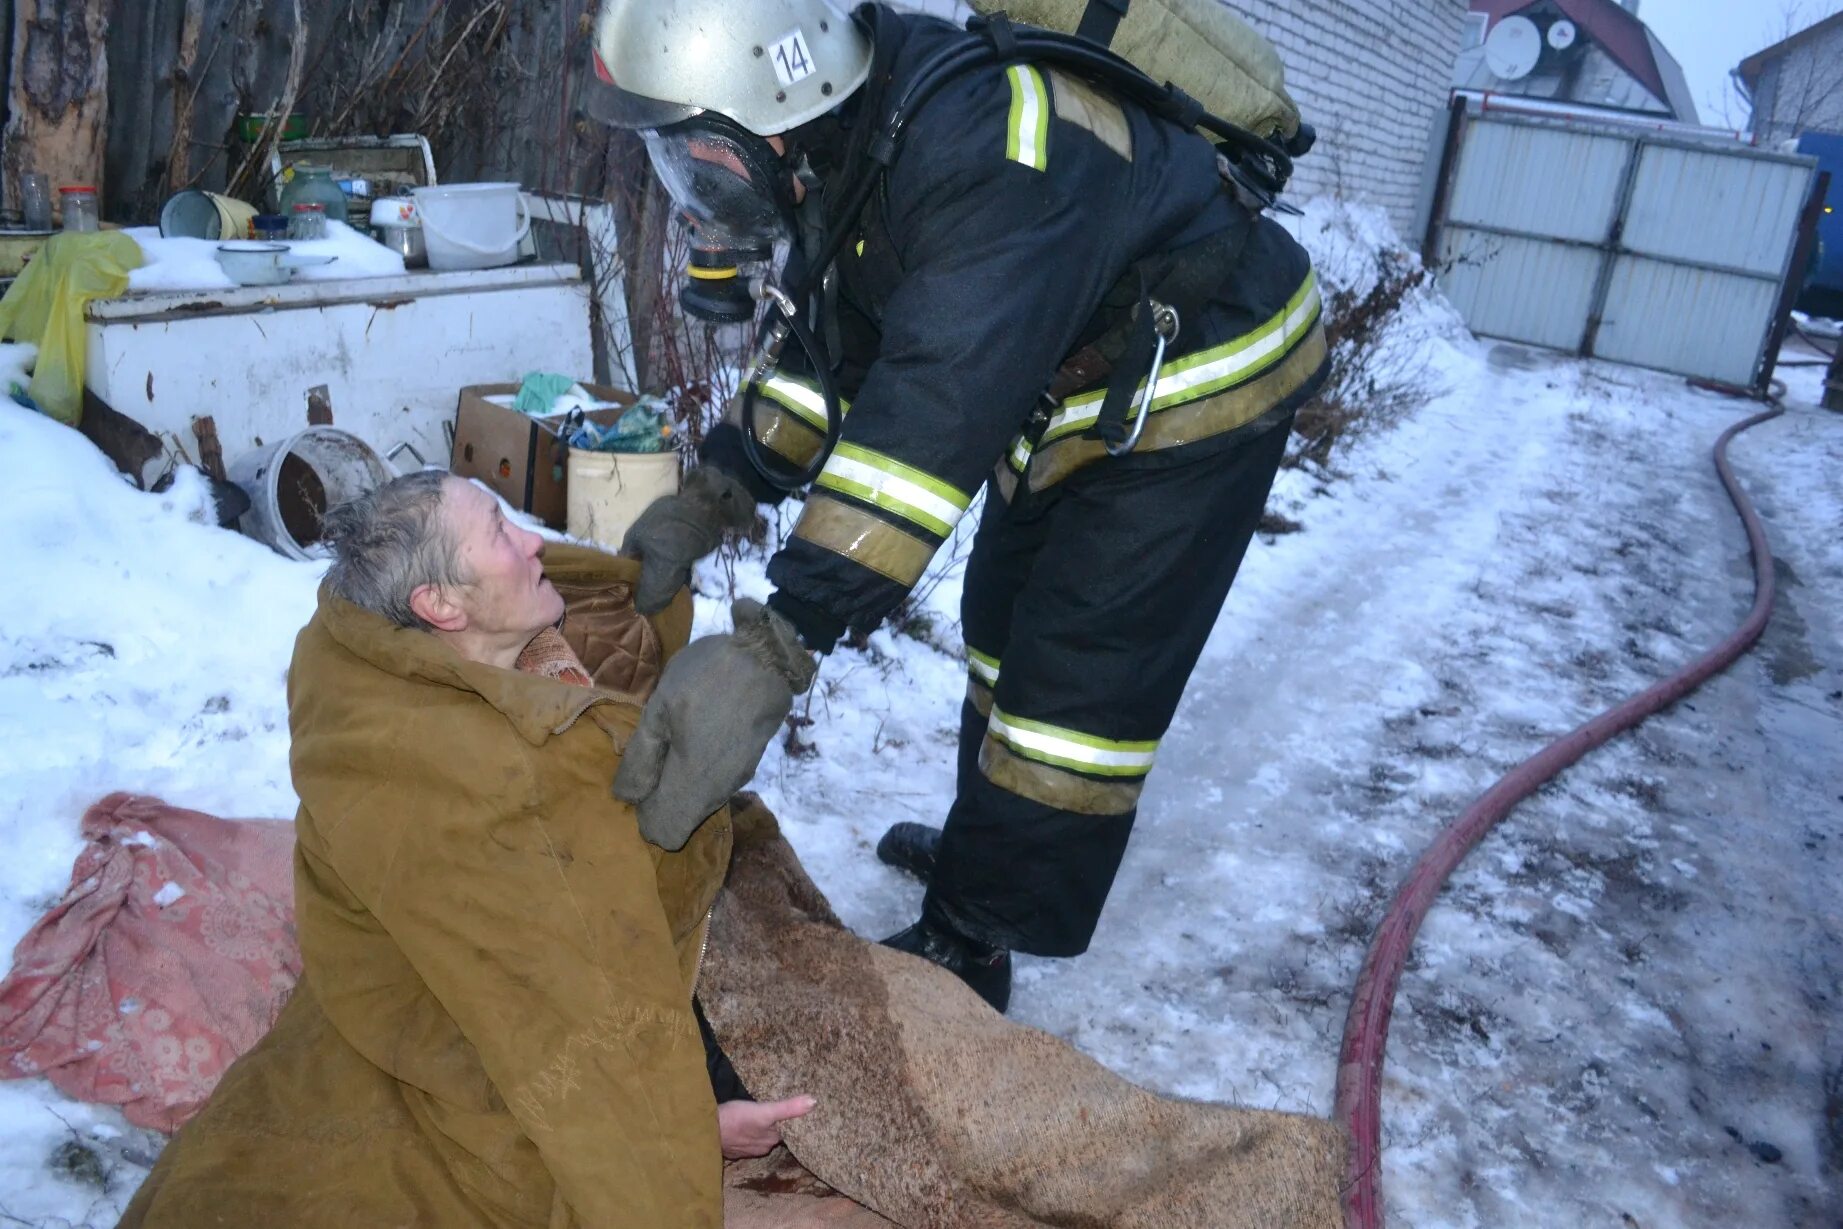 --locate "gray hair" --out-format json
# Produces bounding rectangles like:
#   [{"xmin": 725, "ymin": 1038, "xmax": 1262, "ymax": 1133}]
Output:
[{"xmin": 321, "ymin": 470, "xmax": 466, "ymax": 629}]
